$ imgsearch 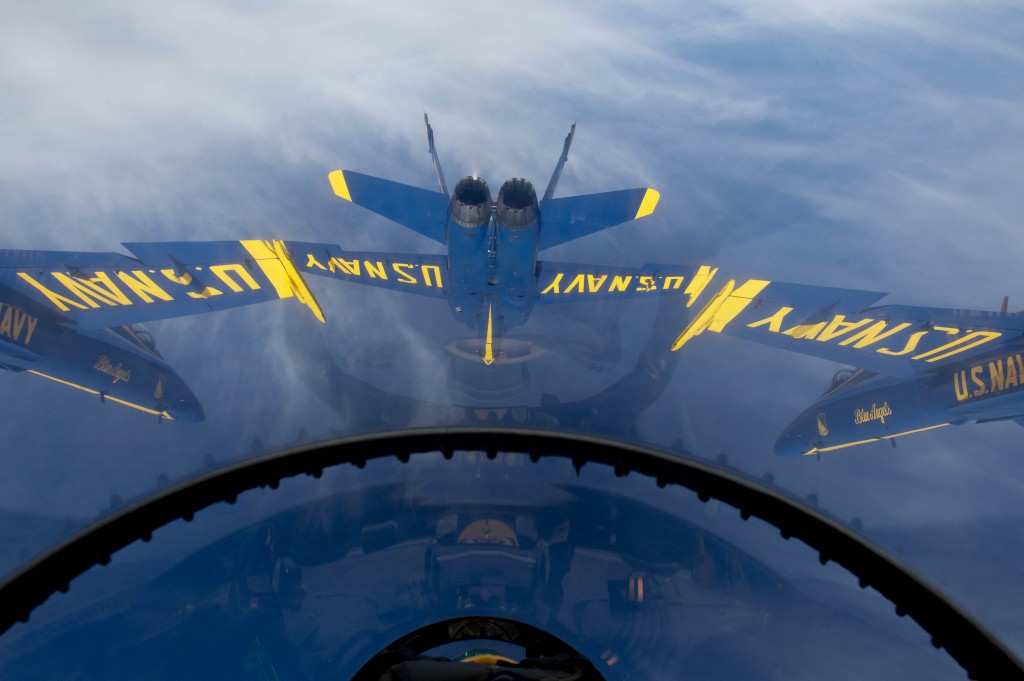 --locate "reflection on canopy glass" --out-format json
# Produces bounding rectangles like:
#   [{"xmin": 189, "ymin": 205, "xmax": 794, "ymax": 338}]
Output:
[{"xmin": 0, "ymin": 448, "xmax": 971, "ymax": 679}]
